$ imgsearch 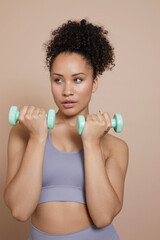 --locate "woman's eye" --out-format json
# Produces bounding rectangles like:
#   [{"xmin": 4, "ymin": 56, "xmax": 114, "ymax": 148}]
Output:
[
  {"xmin": 75, "ymin": 78, "xmax": 82, "ymax": 82},
  {"xmin": 54, "ymin": 78, "xmax": 82, "ymax": 83},
  {"xmin": 54, "ymin": 79, "xmax": 62, "ymax": 83}
]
